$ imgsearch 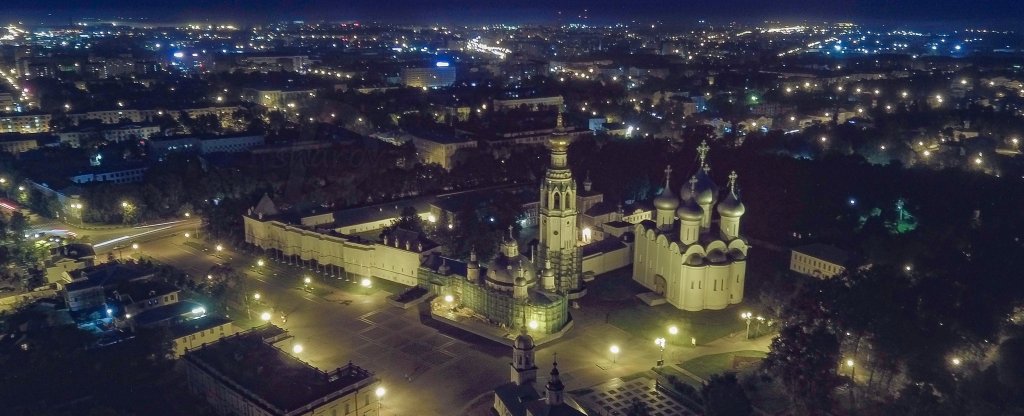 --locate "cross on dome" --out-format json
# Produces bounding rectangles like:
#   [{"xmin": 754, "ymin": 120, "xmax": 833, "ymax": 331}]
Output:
[
  {"xmin": 728, "ymin": 171, "xmax": 738, "ymax": 193},
  {"xmin": 696, "ymin": 140, "xmax": 710, "ymax": 169},
  {"xmin": 663, "ymin": 165, "xmax": 673, "ymax": 188},
  {"xmin": 689, "ymin": 175, "xmax": 698, "ymax": 193}
]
